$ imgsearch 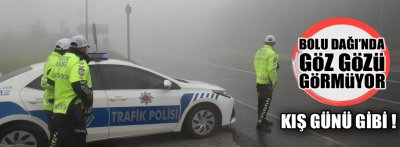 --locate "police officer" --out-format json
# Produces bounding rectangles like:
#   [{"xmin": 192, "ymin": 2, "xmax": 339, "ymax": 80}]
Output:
[
  {"xmin": 48, "ymin": 35, "xmax": 93, "ymax": 147},
  {"xmin": 41, "ymin": 38, "xmax": 70, "ymax": 146},
  {"xmin": 253, "ymin": 35, "xmax": 279, "ymax": 131}
]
